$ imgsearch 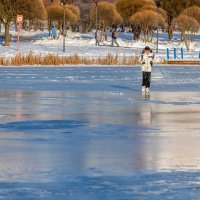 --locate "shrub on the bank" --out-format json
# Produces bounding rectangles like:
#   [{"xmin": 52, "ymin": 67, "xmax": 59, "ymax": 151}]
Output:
[
  {"xmin": 182, "ymin": 6, "xmax": 200, "ymax": 23},
  {"xmin": 172, "ymin": 15, "xmax": 199, "ymax": 41},
  {"xmin": 0, "ymin": 52, "xmax": 139, "ymax": 66},
  {"xmin": 90, "ymin": 2, "xmax": 122, "ymax": 30},
  {"xmin": 130, "ymin": 10, "xmax": 165, "ymax": 42}
]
